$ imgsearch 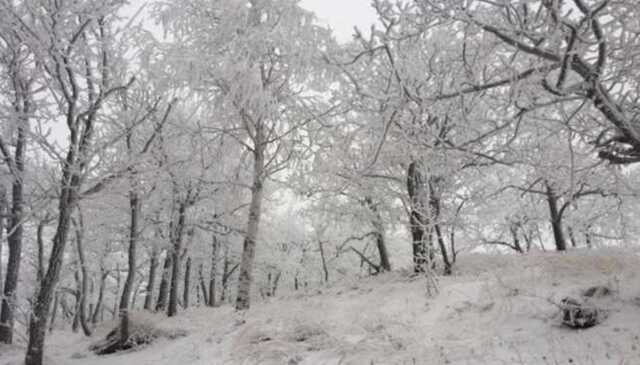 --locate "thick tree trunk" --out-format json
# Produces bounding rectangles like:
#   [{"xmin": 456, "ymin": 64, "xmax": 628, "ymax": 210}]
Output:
[
  {"xmin": 144, "ymin": 247, "xmax": 158, "ymax": 311},
  {"xmin": 119, "ymin": 190, "xmax": 139, "ymax": 345},
  {"xmin": 407, "ymin": 161, "xmax": 433, "ymax": 273},
  {"xmin": 208, "ymin": 235, "xmax": 218, "ymax": 307},
  {"xmin": 183, "ymin": 257, "xmax": 191, "ymax": 309},
  {"xmin": 155, "ymin": 253, "xmax": 171, "ymax": 312},
  {"xmin": 236, "ymin": 141, "xmax": 265, "ymax": 311},
  {"xmin": 545, "ymin": 183, "xmax": 567, "ymax": 251},
  {"xmin": 0, "ymin": 123, "xmax": 25, "ymax": 344}
]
